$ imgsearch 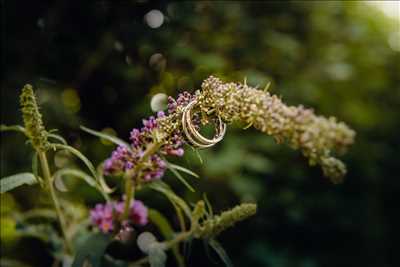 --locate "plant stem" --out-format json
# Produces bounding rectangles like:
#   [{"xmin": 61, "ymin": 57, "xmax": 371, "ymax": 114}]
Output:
[
  {"xmin": 122, "ymin": 142, "xmax": 162, "ymax": 220},
  {"xmin": 122, "ymin": 175, "xmax": 134, "ymax": 220},
  {"xmin": 38, "ymin": 151, "xmax": 73, "ymax": 254}
]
